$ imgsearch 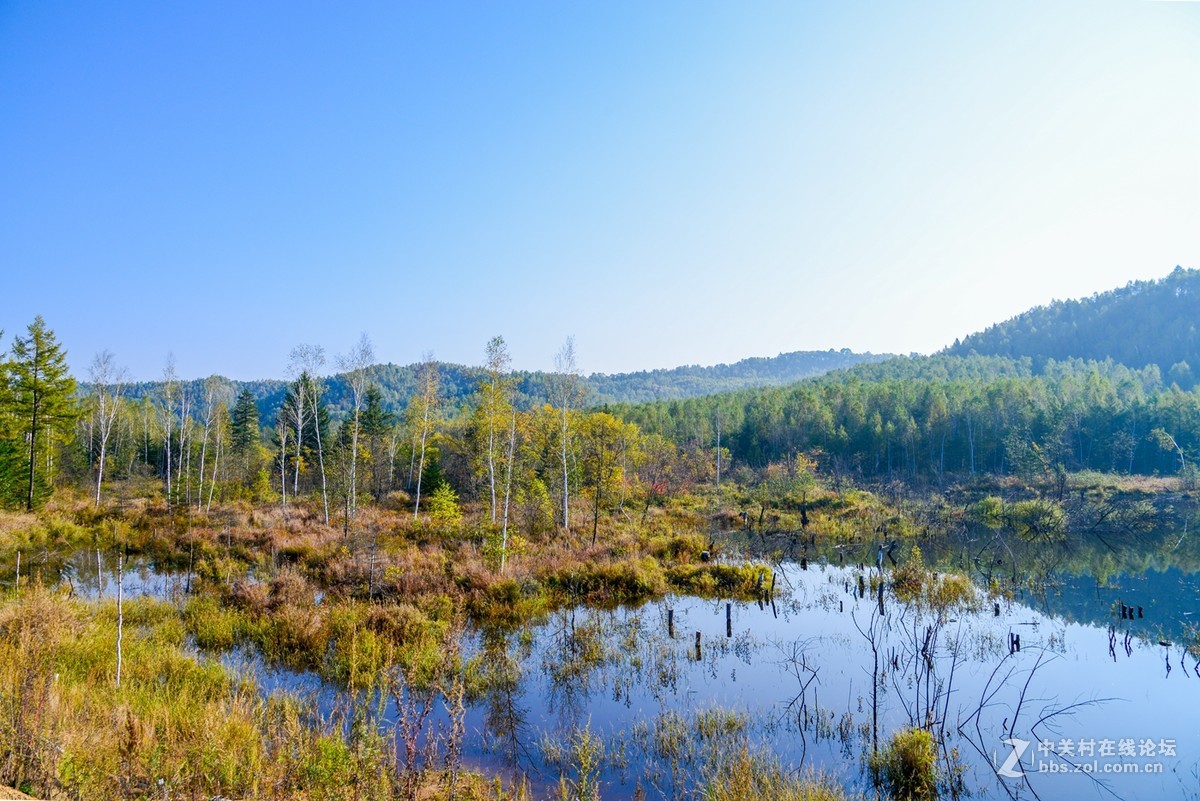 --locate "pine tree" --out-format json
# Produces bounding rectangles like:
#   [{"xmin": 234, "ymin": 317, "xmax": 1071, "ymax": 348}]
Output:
[
  {"xmin": 9, "ymin": 316, "xmax": 76, "ymax": 510},
  {"xmin": 0, "ymin": 328, "xmax": 17, "ymax": 506},
  {"xmin": 231, "ymin": 390, "xmax": 260, "ymax": 454},
  {"xmin": 360, "ymin": 384, "xmax": 394, "ymax": 500}
]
